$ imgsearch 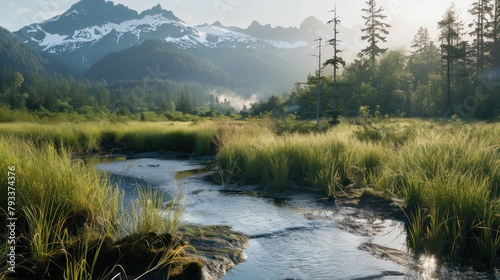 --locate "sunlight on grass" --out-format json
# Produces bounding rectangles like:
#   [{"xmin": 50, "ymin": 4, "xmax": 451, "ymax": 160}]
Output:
[
  {"xmin": 0, "ymin": 135, "xmax": 189, "ymax": 279},
  {"xmin": 216, "ymin": 120, "xmax": 500, "ymax": 266},
  {"xmin": 0, "ymin": 119, "xmax": 498, "ymax": 270},
  {"xmin": 0, "ymin": 121, "xmax": 217, "ymax": 155}
]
